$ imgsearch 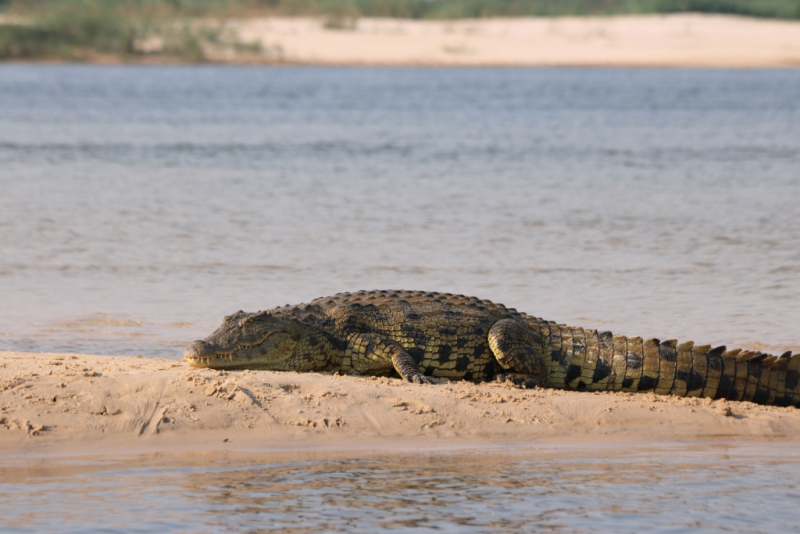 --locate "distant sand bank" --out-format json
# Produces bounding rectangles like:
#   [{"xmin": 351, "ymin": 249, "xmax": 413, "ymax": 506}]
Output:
[
  {"xmin": 2, "ymin": 351, "xmax": 800, "ymax": 456},
  {"xmin": 3, "ymin": 13, "xmax": 799, "ymax": 66},
  {"xmin": 216, "ymin": 14, "xmax": 800, "ymax": 67}
]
